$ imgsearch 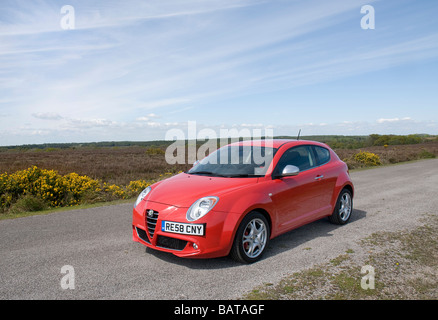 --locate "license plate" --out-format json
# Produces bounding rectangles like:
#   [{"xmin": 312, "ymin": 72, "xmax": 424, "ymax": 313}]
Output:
[{"xmin": 161, "ymin": 221, "xmax": 205, "ymax": 236}]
